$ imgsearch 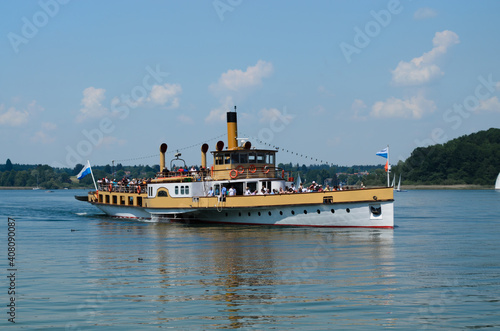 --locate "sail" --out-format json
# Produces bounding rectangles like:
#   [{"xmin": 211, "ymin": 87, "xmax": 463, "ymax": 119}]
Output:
[
  {"xmin": 391, "ymin": 174, "xmax": 395, "ymax": 187},
  {"xmin": 295, "ymin": 173, "xmax": 302, "ymax": 190},
  {"xmin": 397, "ymin": 174, "xmax": 401, "ymax": 191},
  {"xmin": 495, "ymin": 172, "xmax": 500, "ymax": 190}
]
